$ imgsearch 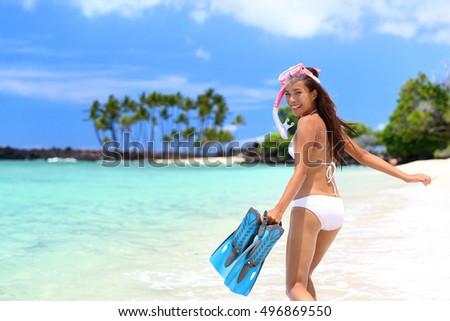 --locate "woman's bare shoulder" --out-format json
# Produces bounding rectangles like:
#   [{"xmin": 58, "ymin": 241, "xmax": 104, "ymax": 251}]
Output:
[{"xmin": 298, "ymin": 114, "xmax": 325, "ymax": 131}]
